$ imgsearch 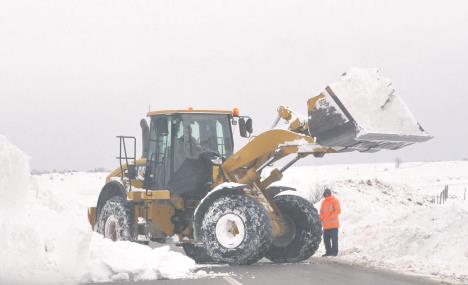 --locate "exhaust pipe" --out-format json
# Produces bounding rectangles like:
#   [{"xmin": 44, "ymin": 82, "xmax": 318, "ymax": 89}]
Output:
[{"xmin": 140, "ymin": 119, "xmax": 149, "ymax": 158}]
